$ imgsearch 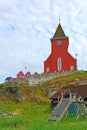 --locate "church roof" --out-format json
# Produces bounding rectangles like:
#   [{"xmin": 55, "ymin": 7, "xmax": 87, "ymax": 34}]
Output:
[{"xmin": 53, "ymin": 23, "xmax": 67, "ymax": 39}]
